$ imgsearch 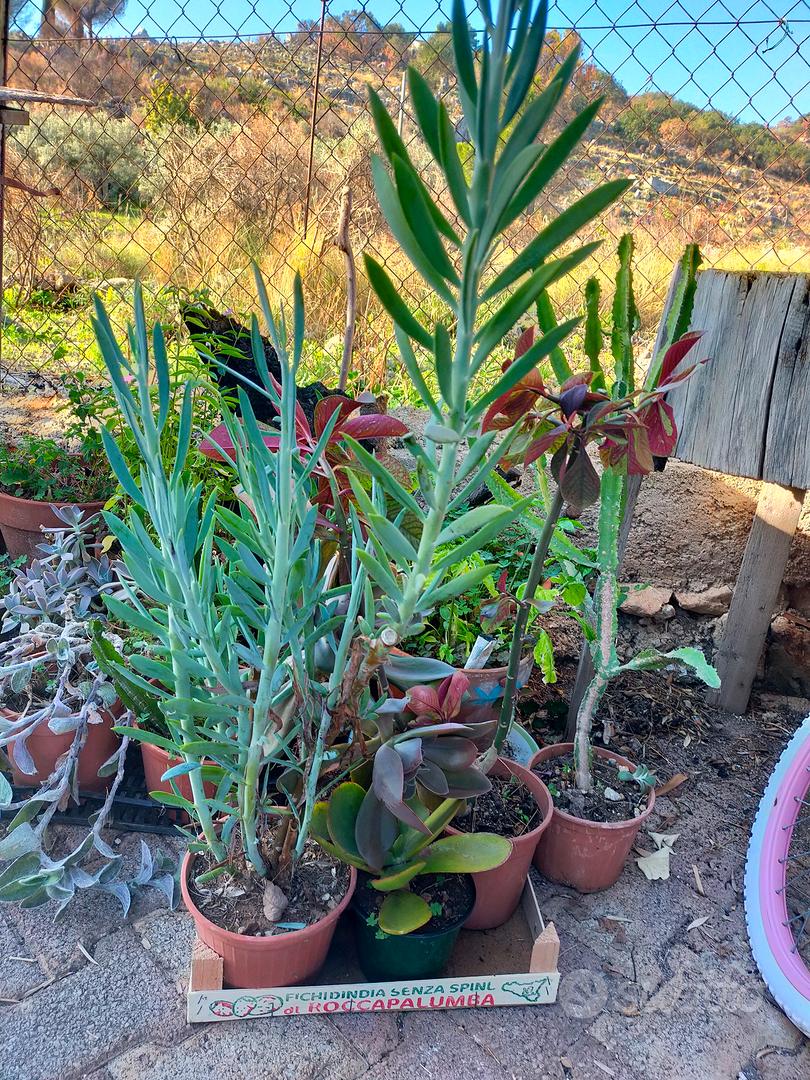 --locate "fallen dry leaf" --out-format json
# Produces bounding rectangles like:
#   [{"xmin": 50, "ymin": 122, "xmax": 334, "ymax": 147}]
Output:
[
  {"xmin": 637, "ymin": 833, "xmax": 679, "ymax": 881},
  {"xmin": 655, "ymin": 772, "xmax": 688, "ymax": 798},
  {"xmin": 692, "ymin": 864, "xmax": 705, "ymax": 896},
  {"xmin": 686, "ymin": 915, "xmax": 710, "ymax": 932}
]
